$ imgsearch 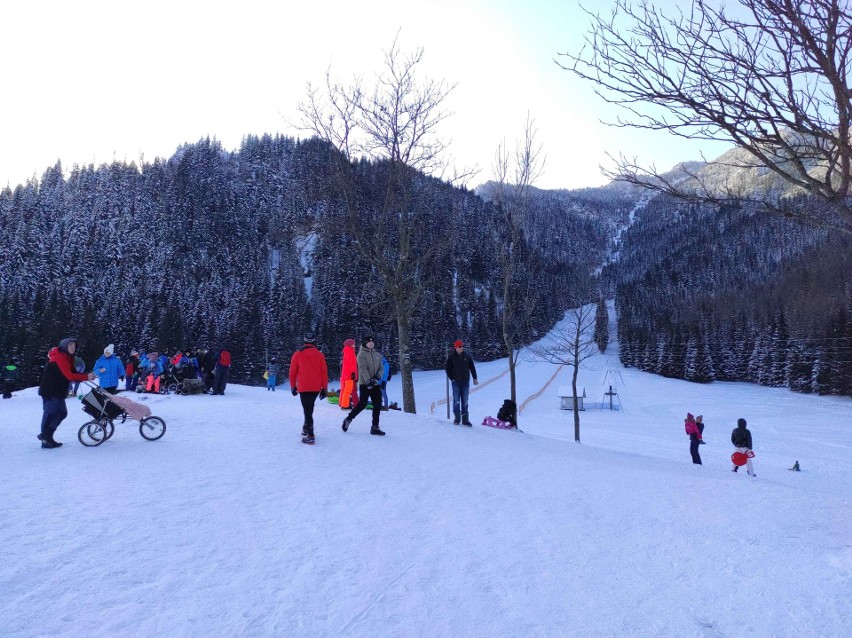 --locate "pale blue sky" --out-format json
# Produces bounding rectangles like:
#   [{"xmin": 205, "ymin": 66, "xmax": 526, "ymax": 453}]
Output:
[{"xmin": 1, "ymin": 0, "xmax": 729, "ymax": 190}]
